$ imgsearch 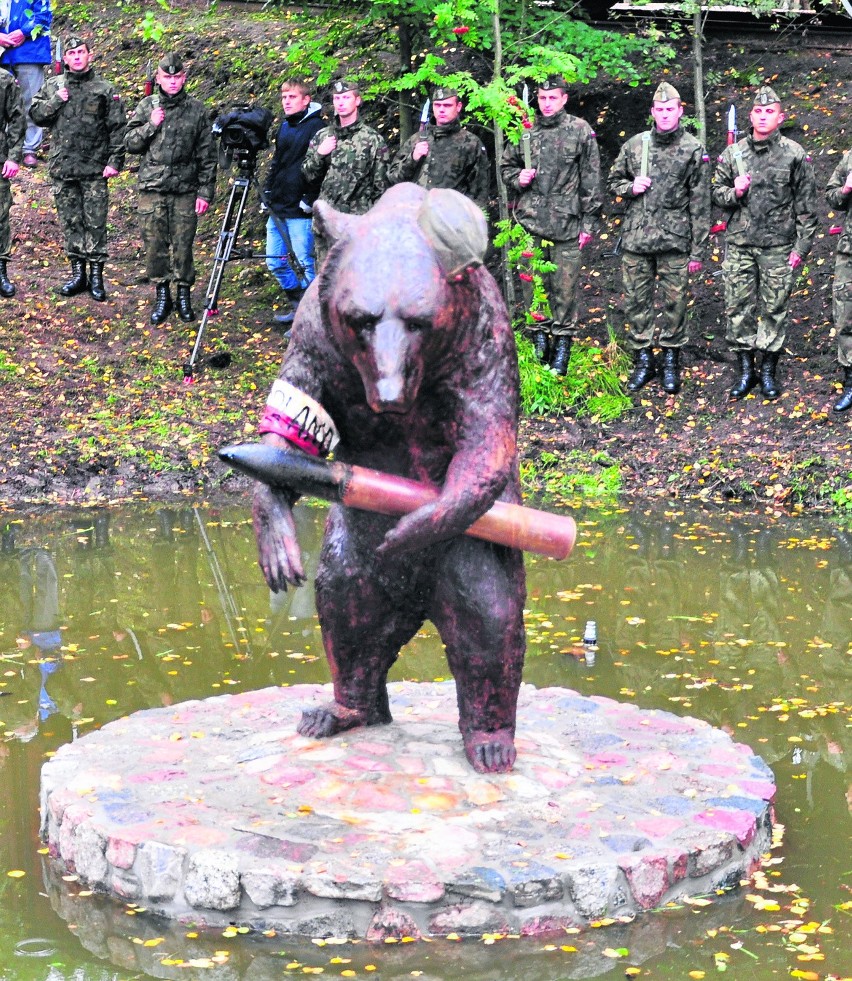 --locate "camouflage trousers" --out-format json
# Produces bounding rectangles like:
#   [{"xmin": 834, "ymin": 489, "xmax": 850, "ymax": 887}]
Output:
[
  {"xmin": 521, "ymin": 237, "xmax": 582, "ymax": 338},
  {"xmin": 832, "ymin": 251, "xmax": 852, "ymax": 368},
  {"xmin": 137, "ymin": 191, "xmax": 198, "ymax": 286},
  {"xmin": 723, "ymin": 244, "xmax": 795, "ymax": 353},
  {"xmin": 620, "ymin": 249, "xmax": 690, "ymax": 351},
  {"xmin": 52, "ymin": 178, "xmax": 110, "ymax": 262},
  {"xmin": 0, "ymin": 178, "xmax": 11, "ymax": 259}
]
